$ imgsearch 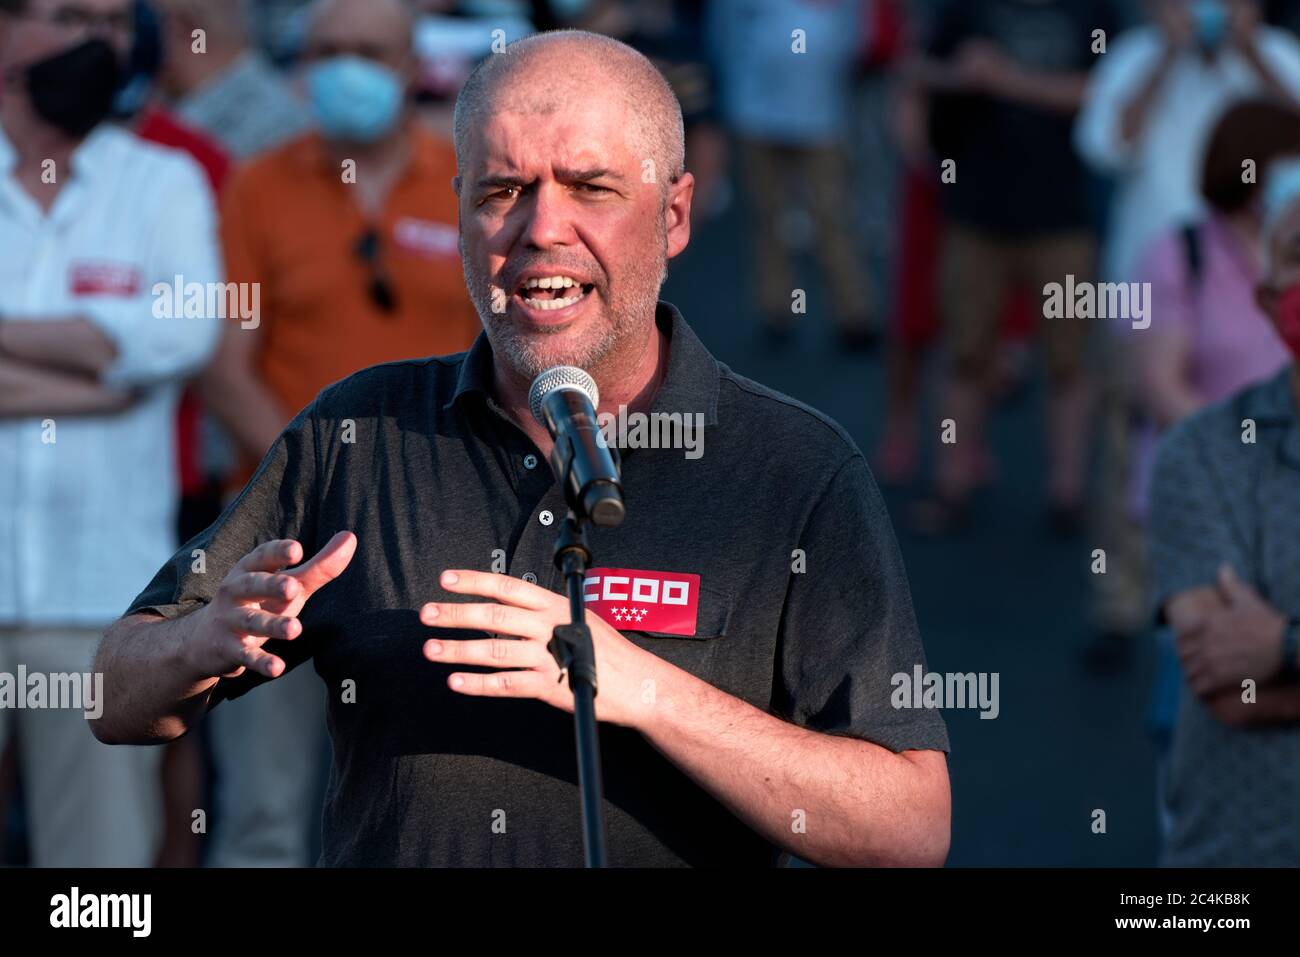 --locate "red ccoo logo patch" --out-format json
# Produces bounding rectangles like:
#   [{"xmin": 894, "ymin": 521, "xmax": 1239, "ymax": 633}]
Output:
[{"xmin": 583, "ymin": 567, "xmax": 700, "ymax": 636}]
